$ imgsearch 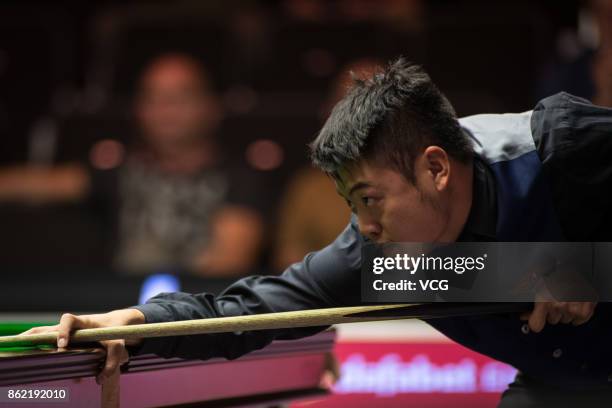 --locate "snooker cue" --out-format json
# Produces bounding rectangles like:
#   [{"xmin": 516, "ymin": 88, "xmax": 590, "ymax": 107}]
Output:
[{"xmin": 0, "ymin": 302, "xmax": 530, "ymax": 348}]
